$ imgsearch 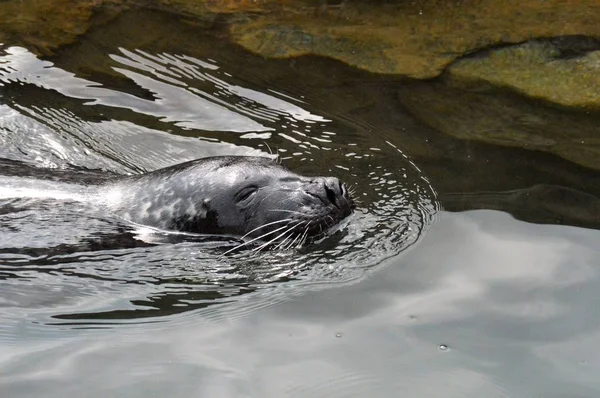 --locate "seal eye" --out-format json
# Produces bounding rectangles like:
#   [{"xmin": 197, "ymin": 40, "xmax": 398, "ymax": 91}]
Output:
[{"xmin": 236, "ymin": 186, "xmax": 258, "ymax": 204}]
